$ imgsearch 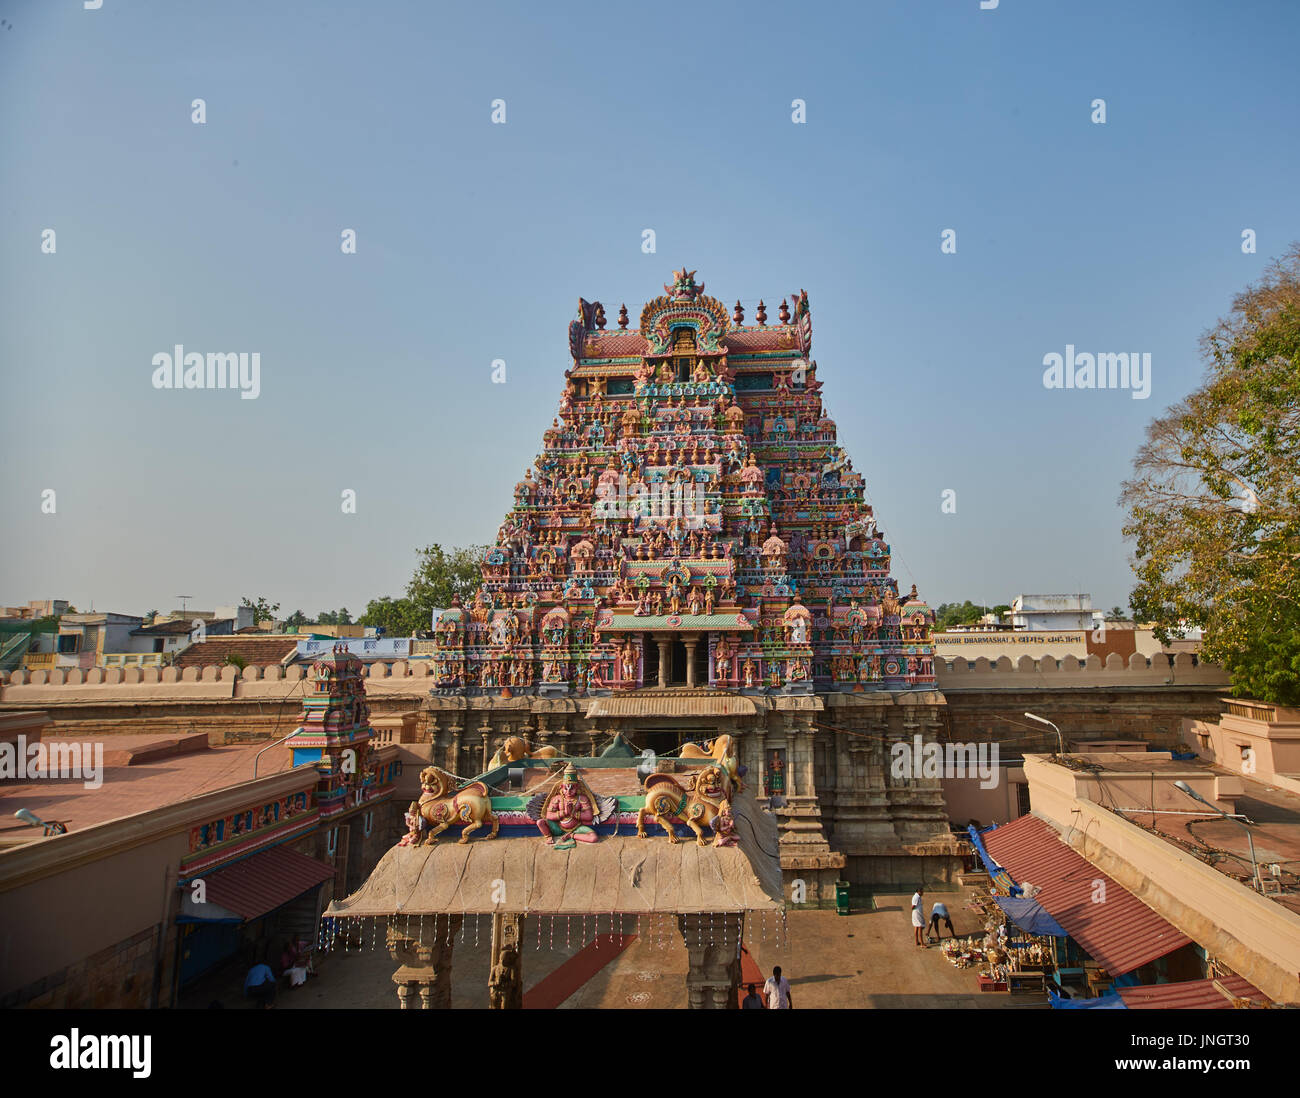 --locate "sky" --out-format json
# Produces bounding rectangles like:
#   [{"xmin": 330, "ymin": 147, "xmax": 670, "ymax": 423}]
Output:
[{"xmin": 1, "ymin": 0, "xmax": 1297, "ymax": 619}]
